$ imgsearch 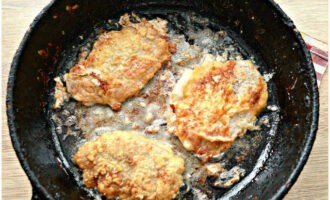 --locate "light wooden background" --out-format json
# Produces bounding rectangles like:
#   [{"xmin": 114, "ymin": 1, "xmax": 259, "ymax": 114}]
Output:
[{"xmin": 2, "ymin": 0, "xmax": 328, "ymax": 199}]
